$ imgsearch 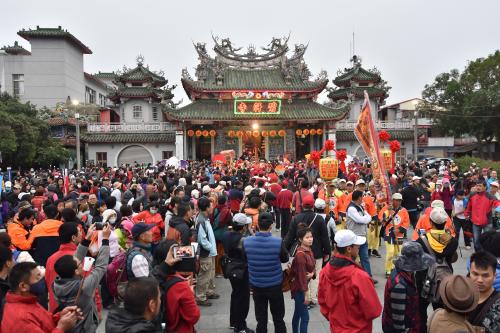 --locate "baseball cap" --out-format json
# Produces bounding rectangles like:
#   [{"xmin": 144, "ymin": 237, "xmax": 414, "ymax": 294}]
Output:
[
  {"xmin": 244, "ymin": 185, "xmax": 253, "ymax": 196},
  {"xmin": 412, "ymin": 176, "xmax": 421, "ymax": 181},
  {"xmin": 131, "ymin": 222, "xmax": 155, "ymax": 239},
  {"xmin": 13, "ymin": 184, "xmax": 21, "ymax": 190},
  {"xmin": 335, "ymin": 230, "xmax": 366, "ymax": 248},
  {"xmin": 4, "ymin": 181, "xmax": 12, "ymax": 188},
  {"xmin": 202, "ymin": 185, "xmax": 211, "ymax": 194},
  {"xmin": 219, "ymin": 180, "xmax": 227, "ymax": 187},
  {"xmin": 314, "ymin": 198, "xmax": 326, "ymax": 210},
  {"xmin": 339, "ymin": 179, "xmax": 346, "ymax": 183},
  {"xmin": 346, "ymin": 181, "xmax": 354, "ymax": 186},
  {"xmin": 302, "ymin": 195, "xmax": 314, "ymax": 208},
  {"xmin": 430, "ymin": 207, "xmax": 448, "ymax": 225},
  {"xmin": 392, "ymin": 193, "xmax": 403, "ymax": 200},
  {"xmin": 233, "ymin": 213, "xmax": 252, "ymax": 226},
  {"xmin": 355, "ymin": 179, "xmax": 366, "ymax": 186},
  {"xmin": 490, "ymin": 181, "xmax": 499, "ymax": 188}
]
